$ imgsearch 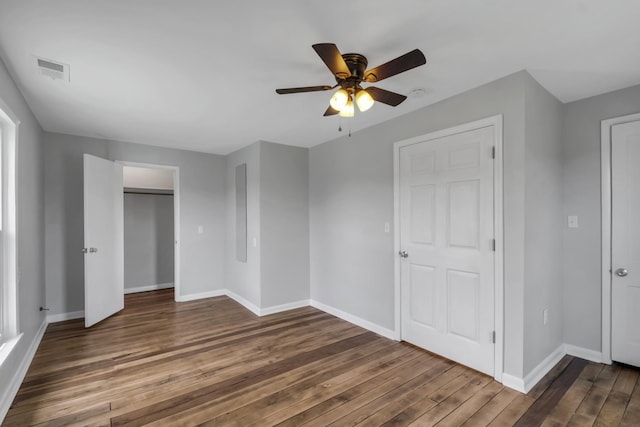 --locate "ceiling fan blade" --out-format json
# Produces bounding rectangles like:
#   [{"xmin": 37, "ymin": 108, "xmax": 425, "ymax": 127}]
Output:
[
  {"xmin": 367, "ymin": 87, "xmax": 407, "ymax": 106},
  {"xmin": 312, "ymin": 43, "xmax": 351, "ymax": 79},
  {"xmin": 364, "ymin": 49, "xmax": 426, "ymax": 83},
  {"xmin": 323, "ymin": 105, "xmax": 339, "ymax": 116},
  {"xmin": 276, "ymin": 85, "xmax": 333, "ymax": 94}
]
